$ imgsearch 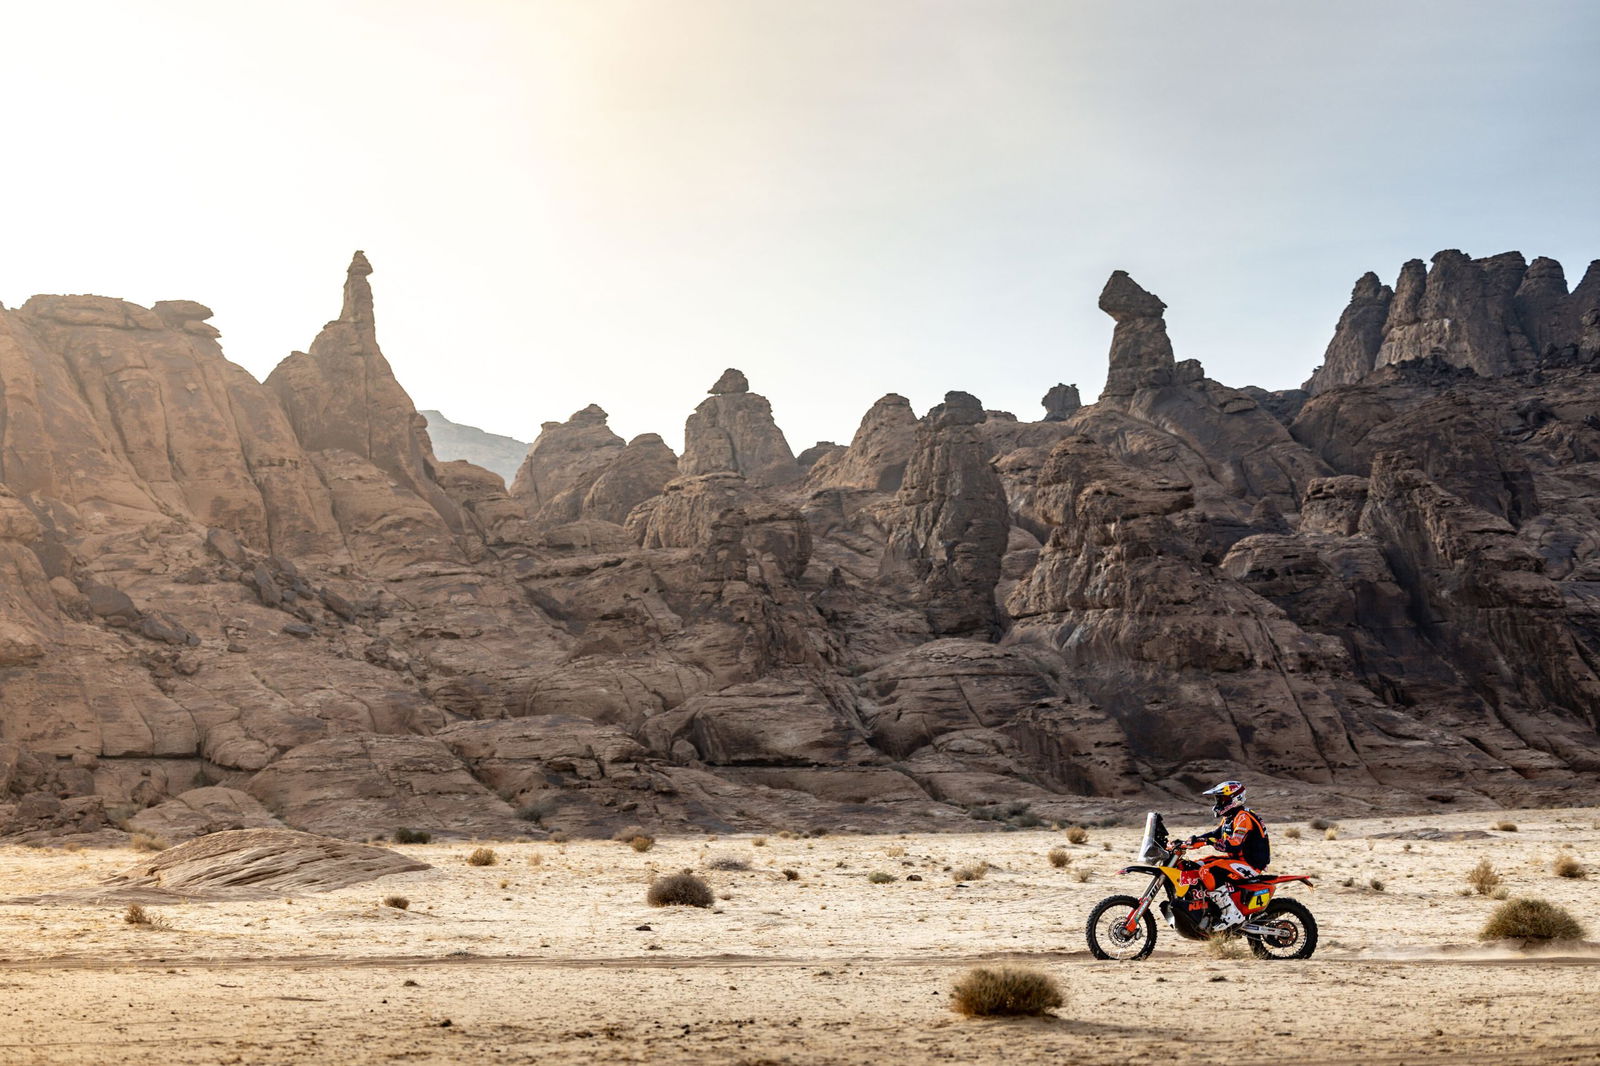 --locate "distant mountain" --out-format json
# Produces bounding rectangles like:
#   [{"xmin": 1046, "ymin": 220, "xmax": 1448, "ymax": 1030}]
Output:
[{"xmin": 420, "ymin": 410, "xmax": 528, "ymax": 483}]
